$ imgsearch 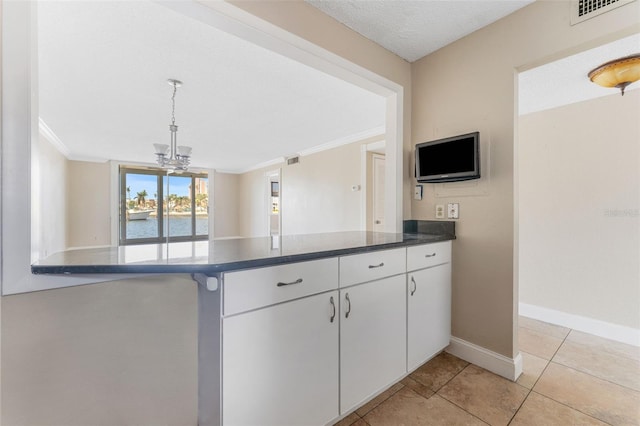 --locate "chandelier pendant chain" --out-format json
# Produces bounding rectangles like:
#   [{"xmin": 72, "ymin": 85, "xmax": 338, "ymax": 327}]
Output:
[
  {"xmin": 171, "ymin": 82, "xmax": 177, "ymax": 126},
  {"xmin": 153, "ymin": 79, "xmax": 192, "ymax": 171}
]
